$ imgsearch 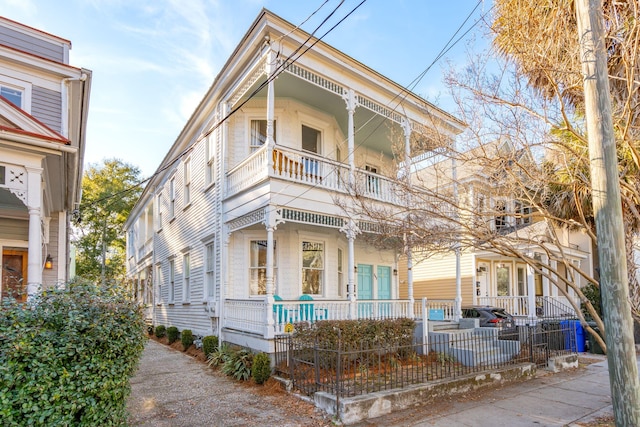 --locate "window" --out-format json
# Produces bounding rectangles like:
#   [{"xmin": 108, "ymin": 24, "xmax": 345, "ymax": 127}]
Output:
[
  {"xmin": 249, "ymin": 240, "xmax": 277, "ymax": 295},
  {"xmin": 338, "ymin": 248, "xmax": 344, "ymax": 297},
  {"xmin": 302, "ymin": 125, "xmax": 320, "ymax": 153},
  {"xmin": 496, "ymin": 264, "xmax": 510, "ymax": 296},
  {"xmin": 184, "ymin": 159, "xmax": 191, "ymax": 206},
  {"xmin": 156, "ymin": 193, "xmax": 163, "ymax": 231},
  {"xmin": 495, "ymin": 201, "xmax": 507, "ymax": 231},
  {"xmin": 205, "ymin": 242, "xmax": 215, "ymax": 299},
  {"xmin": 183, "ymin": 253, "xmax": 190, "ymax": 302},
  {"xmin": 168, "ymin": 178, "xmax": 175, "ymax": 218},
  {"xmin": 156, "ymin": 264, "xmax": 163, "ymax": 304},
  {"xmin": 205, "ymin": 135, "xmax": 215, "ymax": 186},
  {"xmin": 250, "ymin": 119, "xmax": 276, "ymax": 153},
  {"xmin": 515, "ymin": 201, "xmax": 532, "ymax": 226},
  {"xmin": 302, "ymin": 241, "xmax": 324, "ymax": 295},
  {"xmin": 0, "ymin": 85, "xmax": 22, "ymax": 108},
  {"xmin": 169, "ymin": 260, "xmax": 175, "ymax": 303}
]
